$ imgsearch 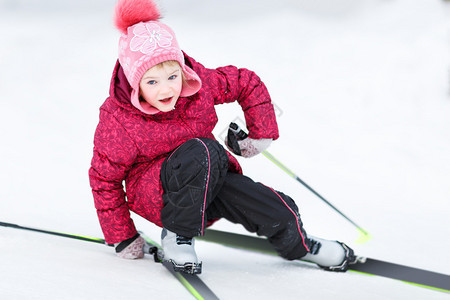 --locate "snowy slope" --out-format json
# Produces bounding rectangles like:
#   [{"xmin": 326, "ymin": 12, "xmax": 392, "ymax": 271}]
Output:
[{"xmin": 1, "ymin": 0, "xmax": 449, "ymax": 299}]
